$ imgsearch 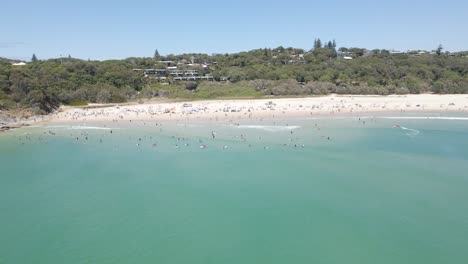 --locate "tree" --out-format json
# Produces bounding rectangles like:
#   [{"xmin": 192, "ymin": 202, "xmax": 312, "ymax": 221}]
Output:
[
  {"xmin": 31, "ymin": 54, "xmax": 38, "ymax": 62},
  {"xmin": 154, "ymin": 49, "xmax": 160, "ymax": 59},
  {"xmin": 96, "ymin": 89, "xmax": 112, "ymax": 103},
  {"xmin": 436, "ymin": 44, "xmax": 443, "ymax": 56},
  {"xmin": 184, "ymin": 81, "xmax": 198, "ymax": 91},
  {"xmin": 314, "ymin": 38, "xmax": 322, "ymax": 49},
  {"xmin": 1, "ymin": 44, "xmax": 467, "ymax": 114},
  {"xmin": 313, "ymin": 47, "xmax": 337, "ymax": 61}
]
